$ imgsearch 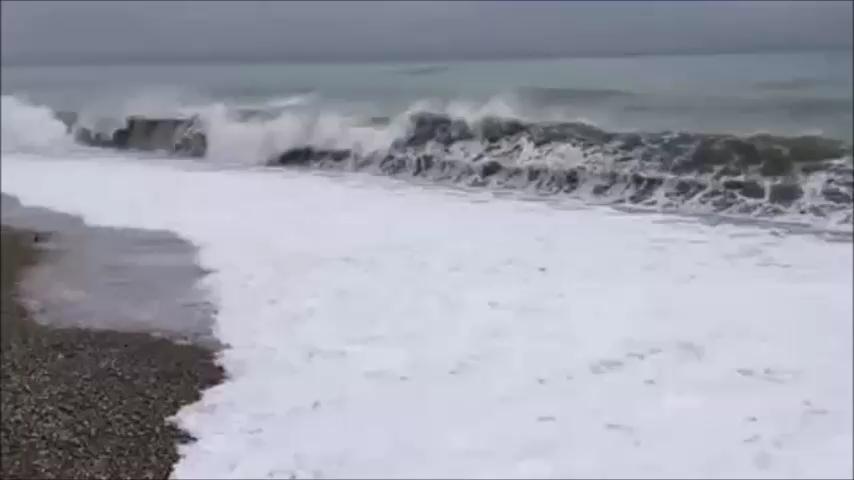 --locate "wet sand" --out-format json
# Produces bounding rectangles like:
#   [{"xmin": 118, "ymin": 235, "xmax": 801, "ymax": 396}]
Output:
[{"xmin": 1, "ymin": 194, "xmax": 224, "ymax": 479}]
